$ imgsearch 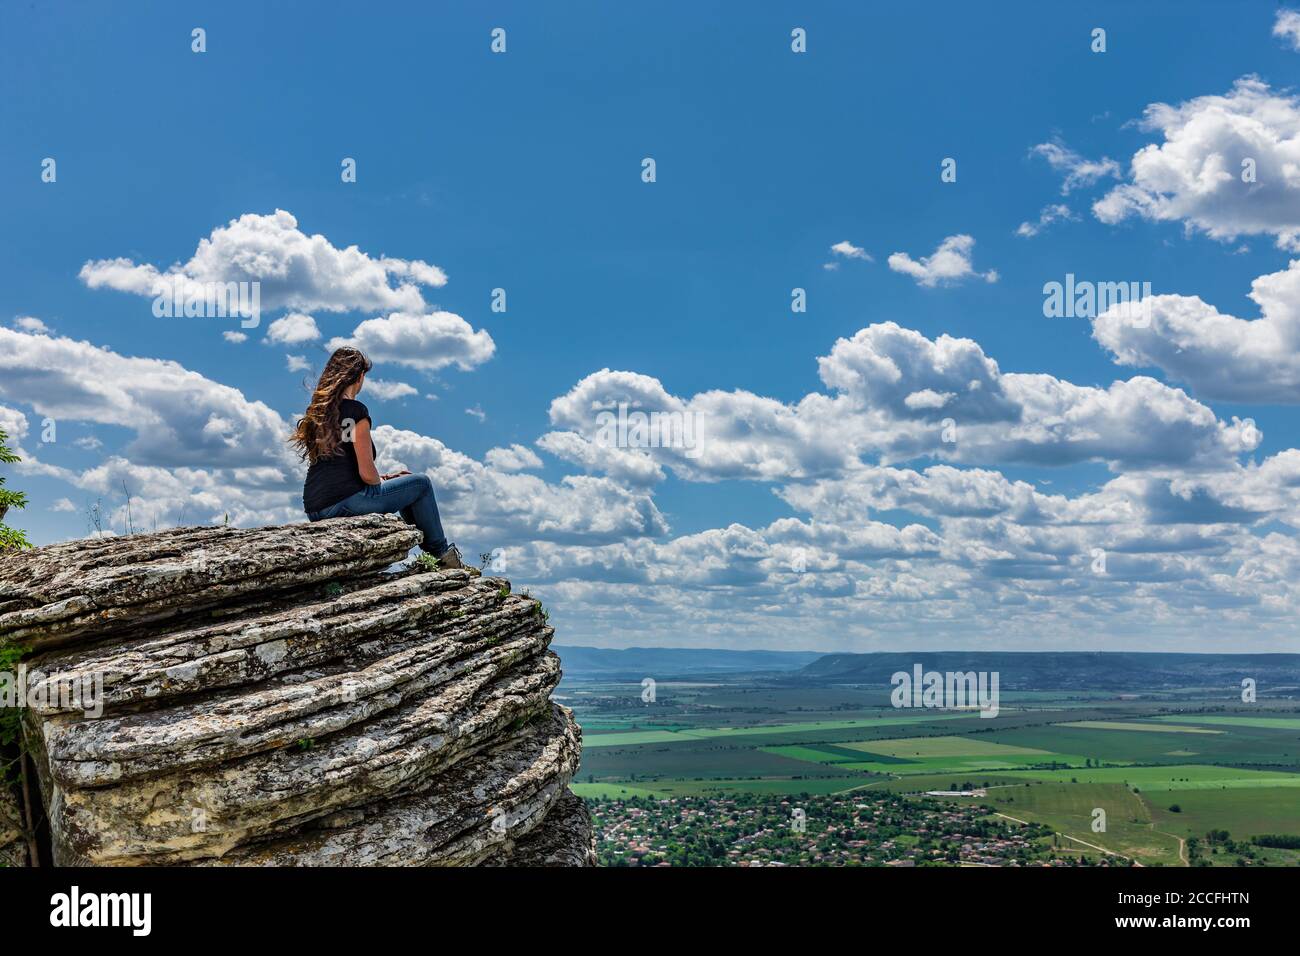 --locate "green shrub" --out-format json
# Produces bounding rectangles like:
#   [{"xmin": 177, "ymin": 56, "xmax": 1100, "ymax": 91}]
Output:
[{"xmin": 0, "ymin": 428, "xmax": 31, "ymax": 552}]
